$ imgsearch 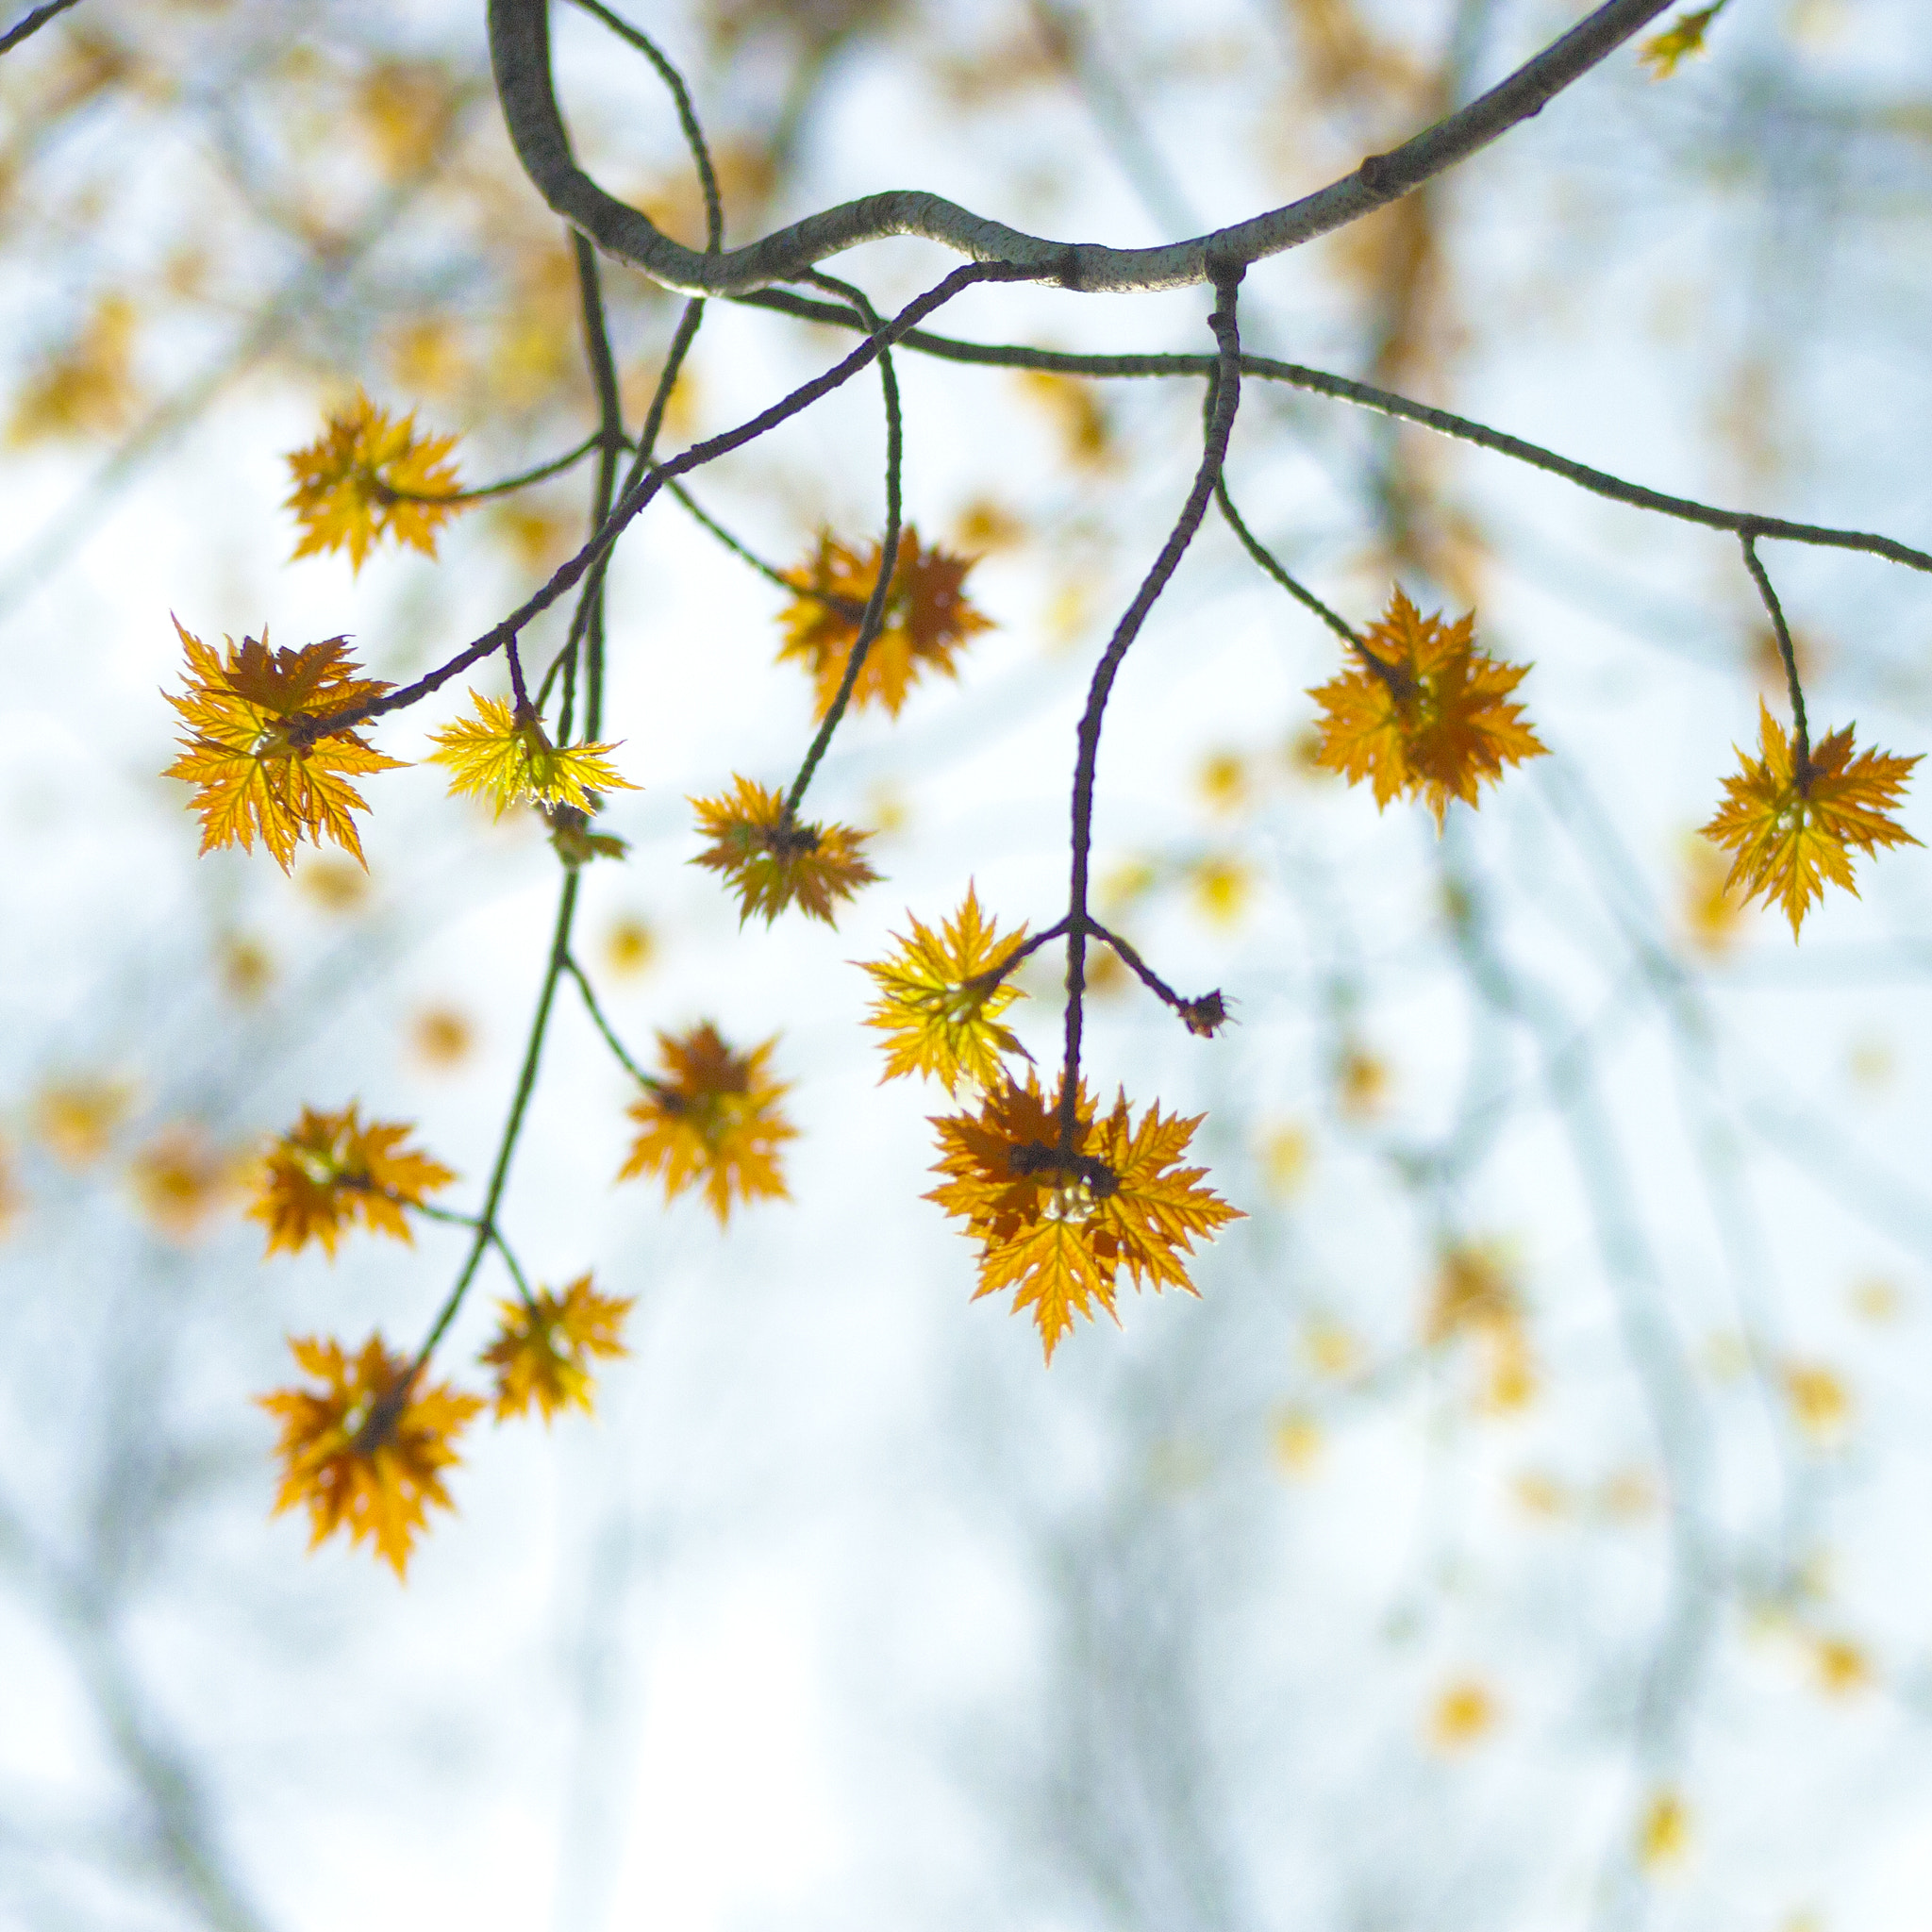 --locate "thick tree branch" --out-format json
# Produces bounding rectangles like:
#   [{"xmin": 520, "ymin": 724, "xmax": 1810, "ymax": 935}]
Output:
[{"xmin": 490, "ymin": 0, "xmax": 1674, "ymax": 294}]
